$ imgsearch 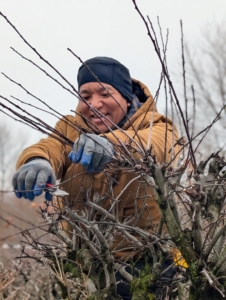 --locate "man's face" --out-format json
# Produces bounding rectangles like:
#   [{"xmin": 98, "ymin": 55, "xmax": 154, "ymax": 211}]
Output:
[{"xmin": 78, "ymin": 82, "xmax": 130, "ymax": 133}]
